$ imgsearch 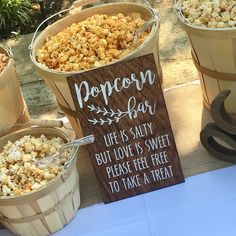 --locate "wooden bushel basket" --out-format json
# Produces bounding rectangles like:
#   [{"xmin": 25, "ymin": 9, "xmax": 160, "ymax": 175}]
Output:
[
  {"xmin": 0, "ymin": 128, "xmax": 80, "ymax": 236},
  {"xmin": 176, "ymin": 1, "xmax": 236, "ymax": 114},
  {"xmin": 0, "ymin": 45, "xmax": 30, "ymax": 138},
  {"xmin": 30, "ymin": 0, "xmax": 162, "ymax": 137}
]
